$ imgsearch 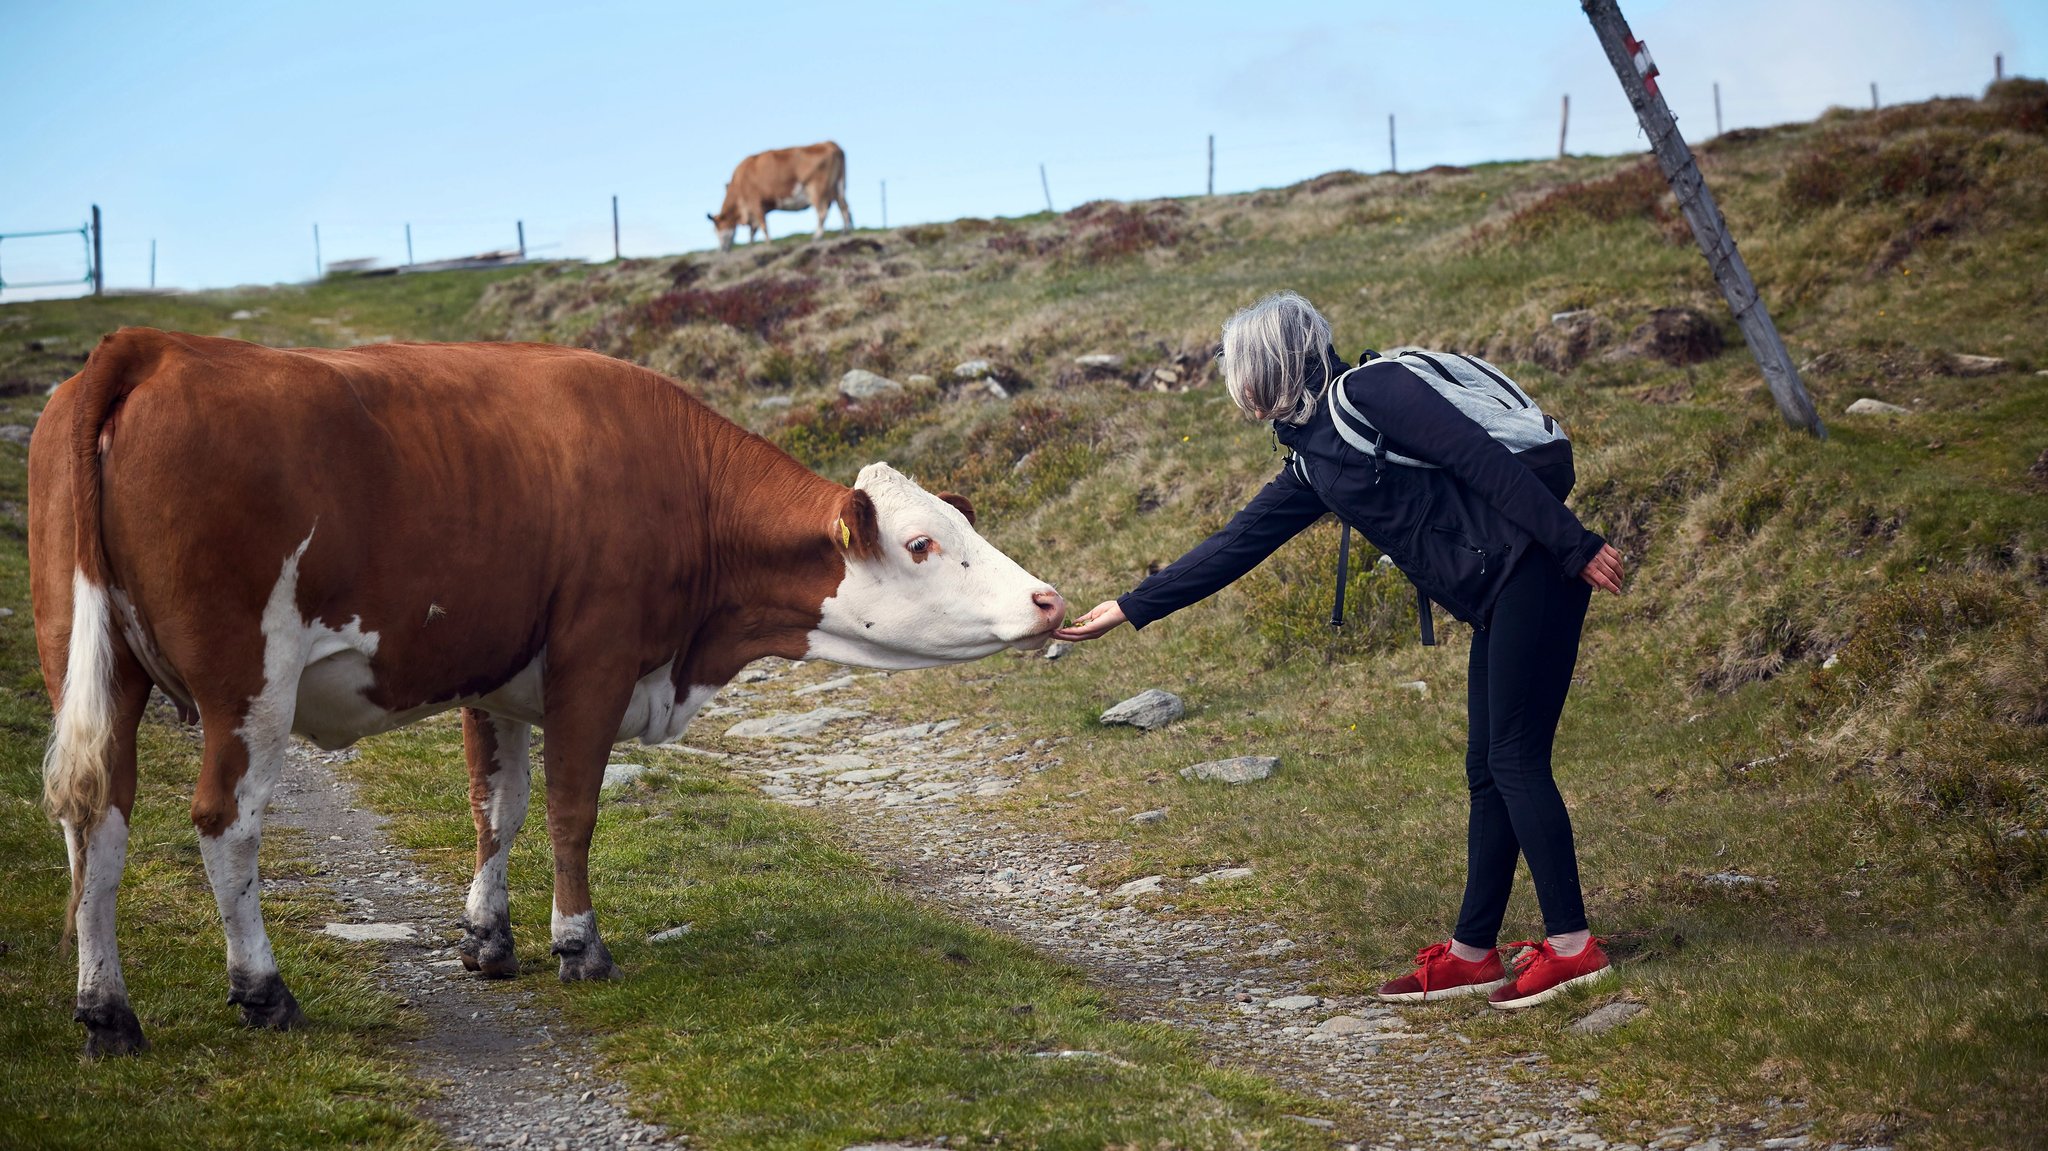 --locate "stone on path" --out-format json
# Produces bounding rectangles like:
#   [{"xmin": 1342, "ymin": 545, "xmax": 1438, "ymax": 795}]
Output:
[
  {"xmin": 602, "ymin": 763, "xmax": 646, "ymax": 789},
  {"xmin": 1191, "ymin": 866, "xmax": 1254, "ymax": 885},
  {"xmin": 794, "ymin": 673, "xmax": 858, "ymax": 696},
  {"xmin": 835, "ymin": 766, "xmax": 902, "ymax": 784},
  {"xmin": 1129, "ymin": 808, "xmax": 1168, "ymax": 825},
  {"xmin": 1179, "ymin": 755, "xmax": 1278, "ymax": 784},
  {"xmin": 1099, "ymin": 688, "xmax": 1184, "ymax": 730},
  {"xmin": 322, "ymin": 922, "xmax": 416, "ymax": 942},
  {"xmin": 726, "ymin": 707, "xmax": 866, "ymax": 738},
  {"xmin": 647, "ymin": 924, "xmax": 693, "ymax": 943},
  {"xmin": 1316, "ymin": 1013, "xmax": 1397, "ymax": 1035},
  {"xmin": 734, "ymin": 666, "xmax": 777, "ymax": 684},
  {"xmin": 1571, "ymin": 1001, "xmax": 1645, "ymax": 1034},
  {"xmin": 1266, "ymin": 994, "xmax": 1321, "ymax": 1011},
  {"xmin": 861, "ymin": 719, "xmax": 961, "ymax": 743},
  {"xmin": 839, "ymin": 368, "xmax": 904, "ymax": 399},
  {"xmin": 1111, "ymin": 875, "xmax": 1165, "ymax": 899},
  {"xmin": 1846, "ymin": 397, "xmax": 1909, "ymax": 416}
]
